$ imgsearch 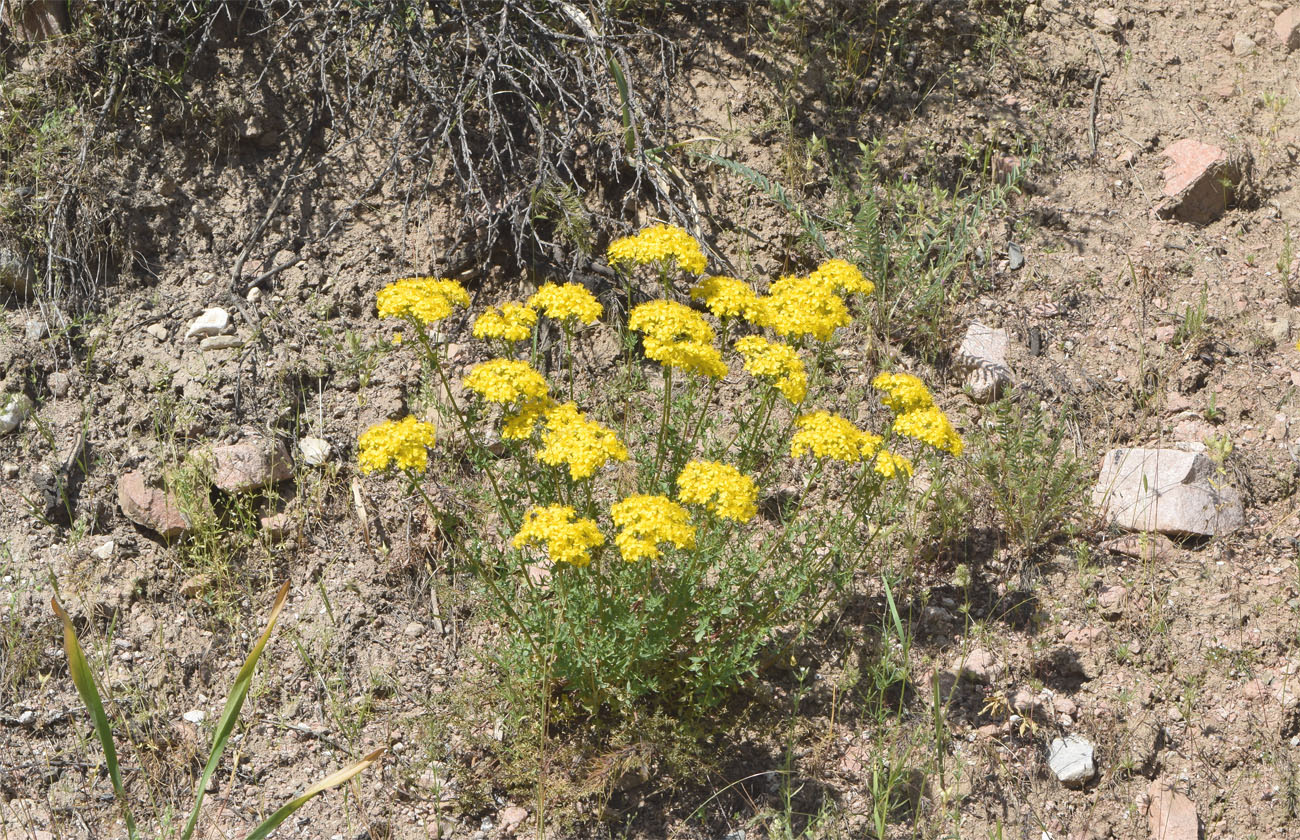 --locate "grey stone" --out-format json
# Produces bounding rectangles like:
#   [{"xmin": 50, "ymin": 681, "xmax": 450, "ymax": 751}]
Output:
[
  {"xmin": 47, "ymin": 372, "xmax": 69, "ymax": 398},
  {"xmin": 202, "ymin": 437, "xmax": 293, "ymax": 494},
  {"xmin": 1092, "ymin": 448, "xmax": 1244, "ymax": 536},
  {"xmin": 184, "ymin": 307, "xmax": 230, "ymax": 340},
  {"xmin": 297, "ymin": 436, "xmax": 331, "ymax": 466},
  {"xmin": 144, "ymin": 323, "xmax": 168, "ymax": 342},
  {"xmin": 0, "ymin": 248, "xmax": 34, "ymax": 296},
  {"xmin": 1232, "ymin": 31, "xmax": 1257, "ymax": 55},
  {"xmin": 0, "ymin": 393, "xmax": 32, "ymax": 434},
  {"xmin": 24, "ymin": 319, "xmax": 46, "ymax": 341},
  {"xmin": 199, "ymin": 335, "xmax": 242, "ymax": 351},
  {"xmin": 955, "ymin": 322, "xmax": 1013, "ymax": 403},
  {"xmin": 1048, "ymin": 735, "xmax": 1096, "ymax": 787}
]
